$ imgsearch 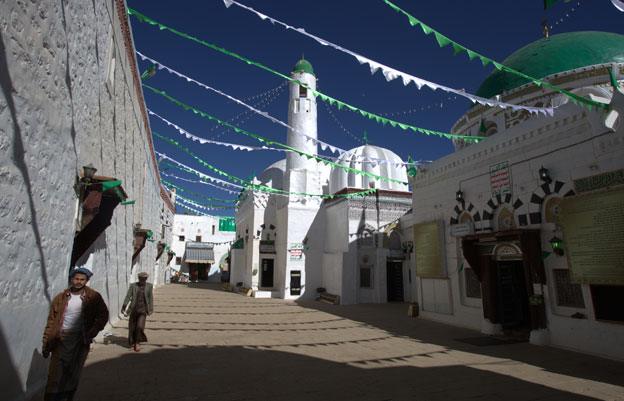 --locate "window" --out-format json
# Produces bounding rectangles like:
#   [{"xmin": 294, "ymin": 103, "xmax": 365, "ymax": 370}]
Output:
[
  {"xmin": 299, "ymin": 85, "xmax": 307, "ymax": 98},
  {"xmin": 360, "ymin": 268, "xmax": 372, "ymax": 288},
  {"xmin": 553, "ymin": 269, "xmax": 584, "ymax": 308},
  {"xmin": 196, "ymin": 235, "xmax": 202, "ymax": 242},
  {"xmin": 293, "ymin": 99, "xmax": 300, "ymax": 113},
  {"xmin": 179, "ymin": 235, "xmax": 185, "ymax": 242},
  {"xmin": 176, "ymin": 257, "xmax": 182, "ymax": 265},
  {"xmin": 464, "ymin": 268, "xmax": 482, "ymax": 299},
  {"xmin": 212, "ymin": 225, "xmax": 215, "ymax": 235},
  {"xmin": 591, "ymin": 285, "xmax": 624, "ymax": 322}
]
